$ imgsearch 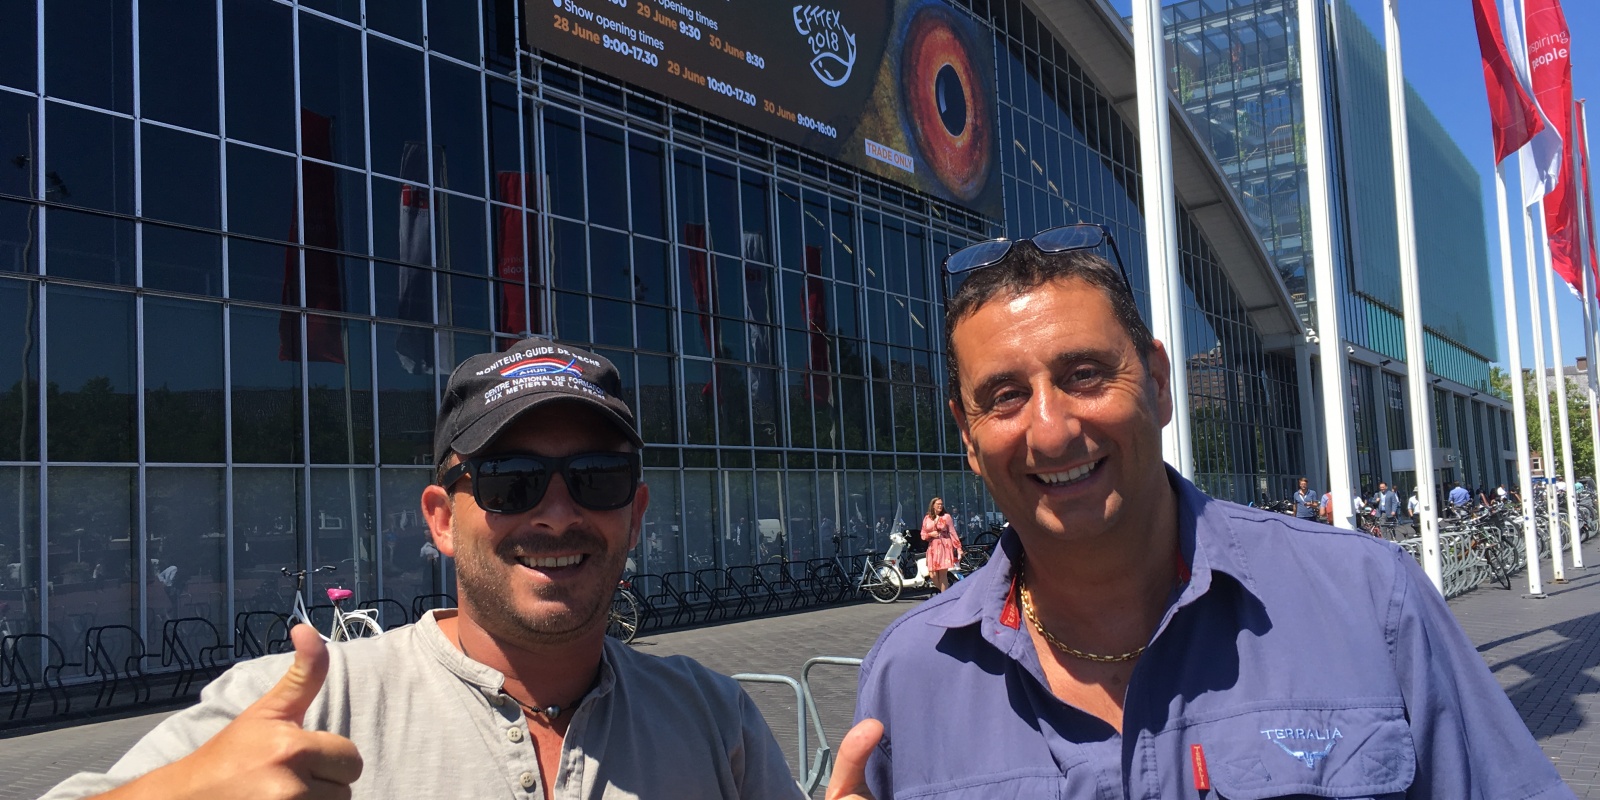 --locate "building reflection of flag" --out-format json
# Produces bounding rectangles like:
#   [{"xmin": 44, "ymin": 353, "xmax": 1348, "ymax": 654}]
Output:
[
  {"xmin": 395, "ymin": 141, "xmax": 434, "ymax": 374},
  {"xmin": 803, "ymin": 245, "xmax": 832, "ymax": 405},
  {"xmin": 684, "ymin": 223, "xmax": 716, "ymax": 398},
  {"xmin": 495, "ymin": 172, "xmax": 531, "ymax": 336},
  {"xmin": 281, "ymin": 109, "xmax": 345, "ymax": 364}
]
